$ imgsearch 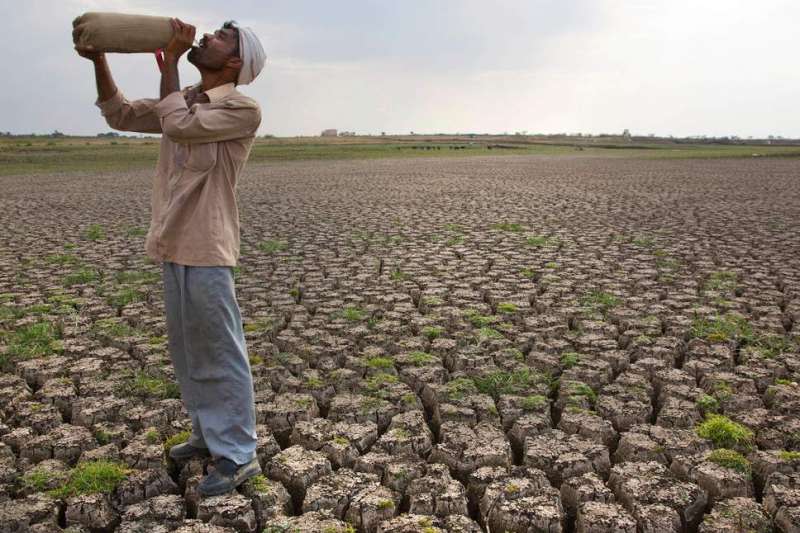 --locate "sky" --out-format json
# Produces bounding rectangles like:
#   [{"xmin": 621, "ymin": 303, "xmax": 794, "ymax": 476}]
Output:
[{"xmin": 3, "ymin": 0, "xmax": 799, "ymax": 138}]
